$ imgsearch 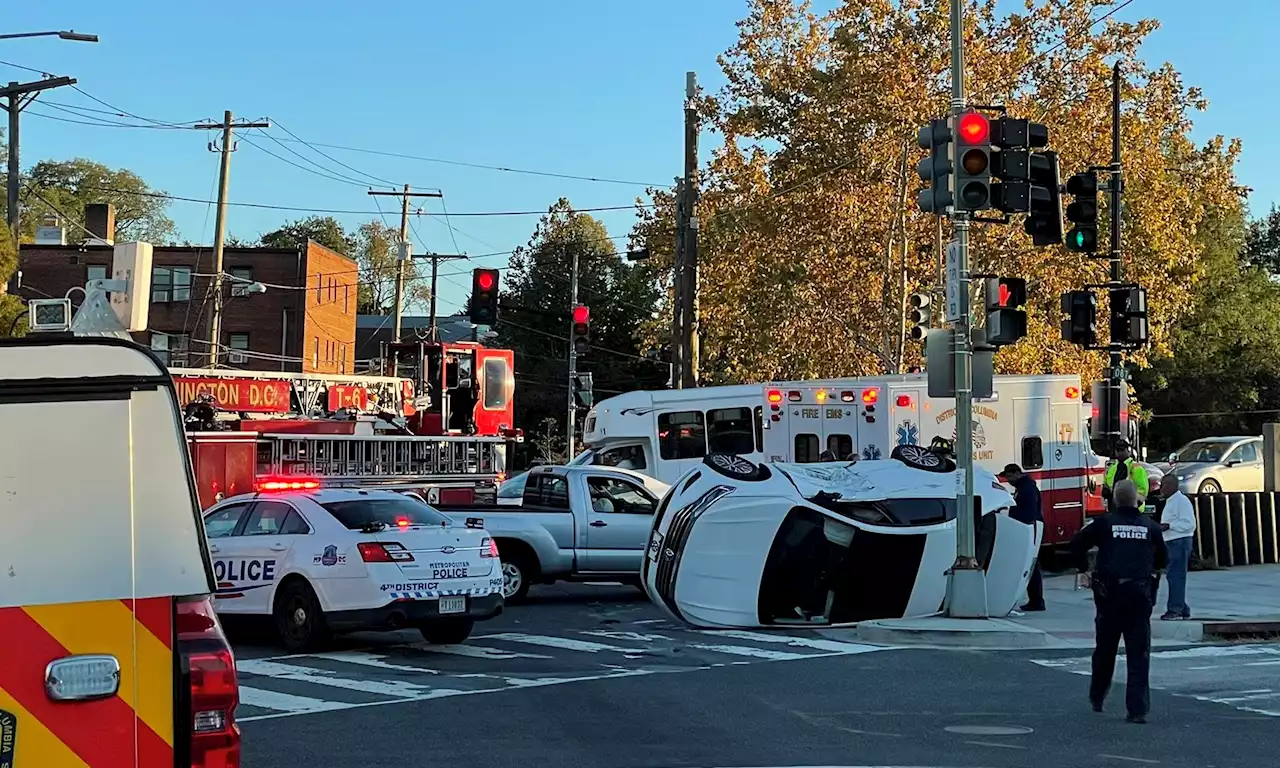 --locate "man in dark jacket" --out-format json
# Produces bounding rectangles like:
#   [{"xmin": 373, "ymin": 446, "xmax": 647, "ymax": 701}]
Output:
[
  {"xmin": 1069, "ymin": 479, "xmax": 1169, "ymax": 723},
  {"xmin": 1000, "ymin": 464, "xmax": 1044, "ymax": 611}
]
